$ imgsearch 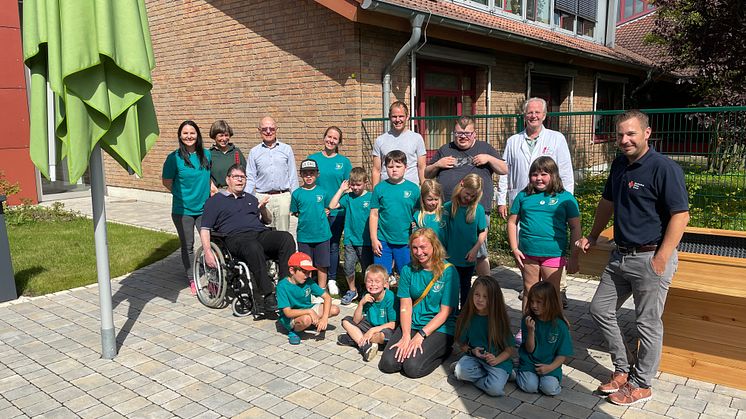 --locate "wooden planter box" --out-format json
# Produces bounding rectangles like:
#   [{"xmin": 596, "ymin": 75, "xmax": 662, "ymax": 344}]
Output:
[{"xmin": 579, "ymin": 227, "xmax": 746, "ymax": 390}]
